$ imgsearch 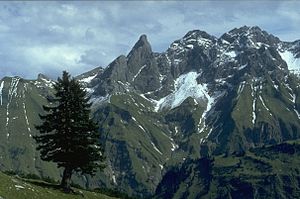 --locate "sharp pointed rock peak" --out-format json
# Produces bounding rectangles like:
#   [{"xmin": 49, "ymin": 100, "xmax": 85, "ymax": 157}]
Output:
[
  {"xmin": 135, "ymin": 34, "xmax": 151, "ymax": 49},
  {"xmin": 127, "ymin": 34, "xmax": 152, "ymax": 58}
]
